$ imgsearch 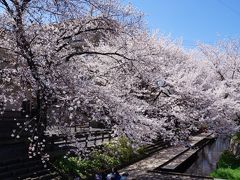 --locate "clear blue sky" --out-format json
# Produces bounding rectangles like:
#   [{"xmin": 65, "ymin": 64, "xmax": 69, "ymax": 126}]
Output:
[{"xmin": 125, "ymin": 0, "xmax": 240, "ymax": 48}]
